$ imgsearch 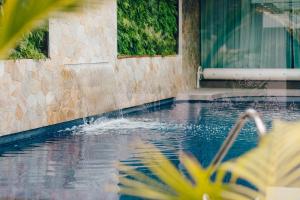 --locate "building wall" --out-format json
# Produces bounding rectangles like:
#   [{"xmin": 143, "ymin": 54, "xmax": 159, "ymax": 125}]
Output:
[
  {"xmin": 181, "ymin": 0, "xmax": 200, "ymax": 89},
  {"xmin": 0, "ymin": 0, "xmax": 200, "ymax": 136}
]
